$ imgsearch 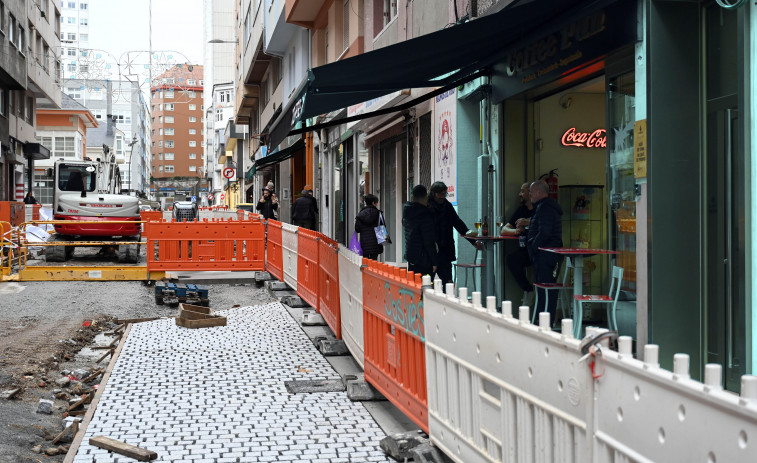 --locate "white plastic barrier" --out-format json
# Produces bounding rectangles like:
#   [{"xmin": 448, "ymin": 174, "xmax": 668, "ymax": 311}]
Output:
[
  {"xmin": 337, "ymin": 244, "xmax": 364, "ymax": 368},
  {"xmin": 281, "ymin": 223, "xmax": 298, "ymax": 290},
  {"xmin": 423, "ymin": 283, "xmax": 757, "ymax": 463}
]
